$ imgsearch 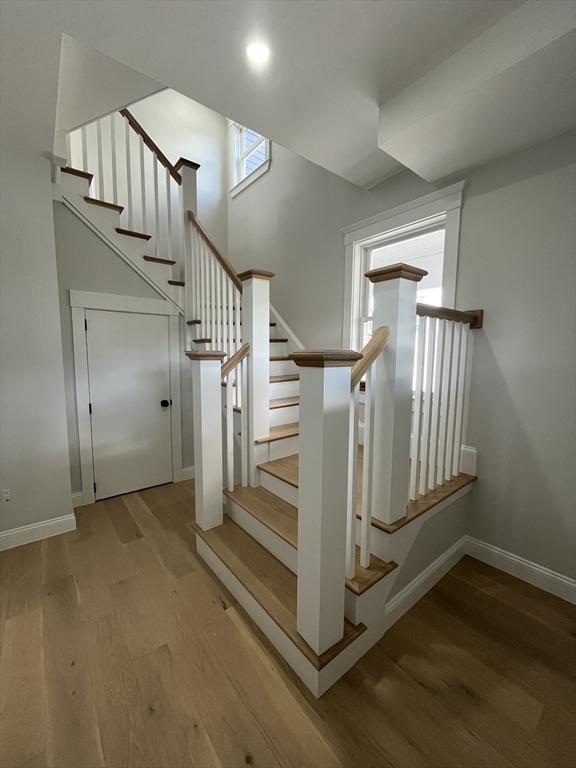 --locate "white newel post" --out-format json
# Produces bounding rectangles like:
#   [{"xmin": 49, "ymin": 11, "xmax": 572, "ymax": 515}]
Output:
[
  {"xmin": 365, "ymin": 264, "xmax": 427, "ymax": 524},
  {"xmin": 187, "ymin": 350, "xmax": 226, "ymax": 530},
  {"xmin": 238, "ymin": 269, "xmax": 274, "ymax": 485},
  {"xmin": 177, "ymin": 158, "xmax": 199, "ymax": 215},
  {"xmin": 290, "ymin": 350, "xmax": 362, "ymax": 656}
]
